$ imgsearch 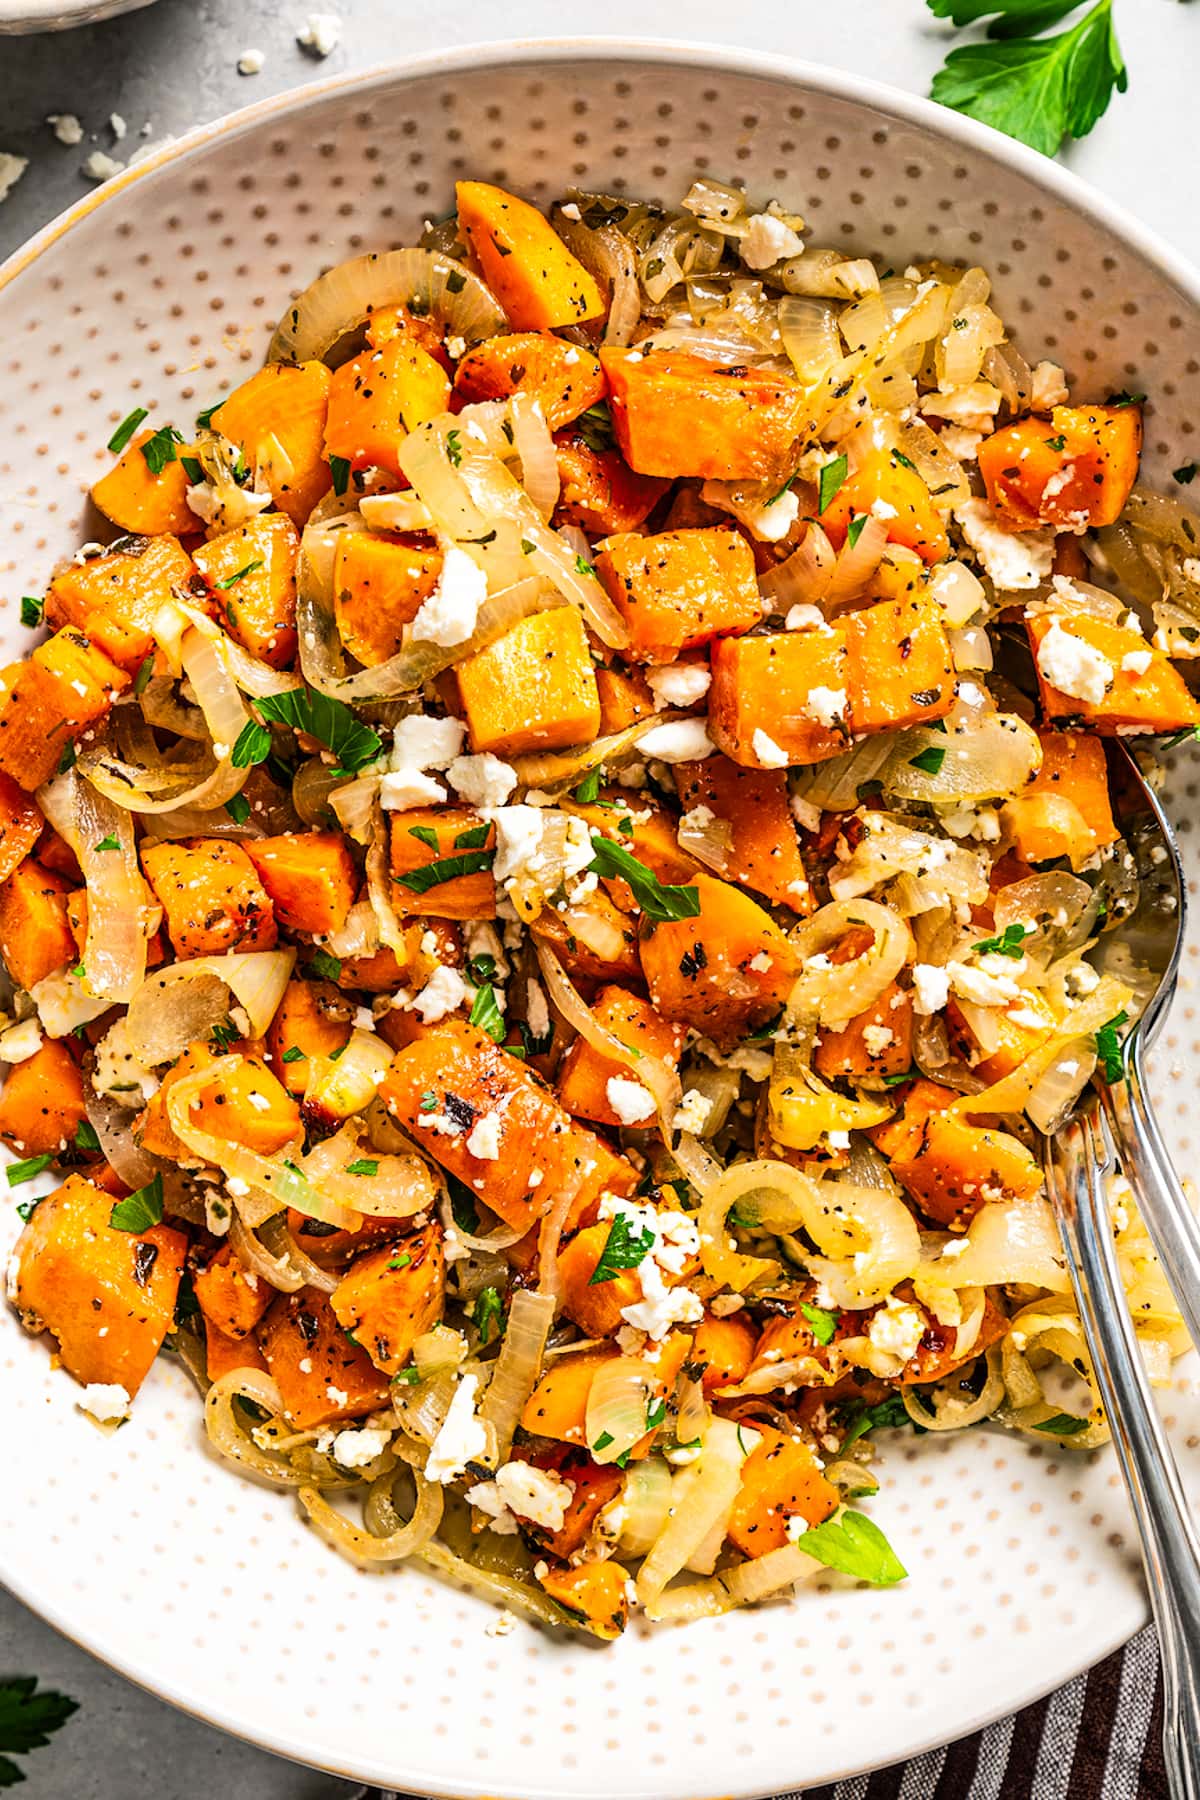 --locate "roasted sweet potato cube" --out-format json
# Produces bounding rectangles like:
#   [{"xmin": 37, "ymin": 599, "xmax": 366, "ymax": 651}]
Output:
[
  {"xmin": 594, "ymin": 664, "xmax": 657, "ymax": 734},
  {"xmin": 258, "ymin": 1286, "xmax": 391, "ymax": 1429},
  {"xmin": 193, "ymin": 1242, "xmax": 273, "ymax": 1340},
  {"xmin": 556, "ymin": 985, "xmax": 683, "ymax": 1128},
  {"xmin": 47, "ymin": 534, "xmax": 195, "ymax": 674},
  {"xmin": 947, "ymin": 987, "xmax": 1056, "ymax": 1085},
  {"xmin": 329, "ymin": 1224, "xmax": 446, "ymax": 1376},
  {"xmin": 266, "ymin": 977, "xmax": 354, "ymax": 1097},
  {"xmin": 456, "ymin": 181, "xmax": 604, "ymax": 331},
  {"xmin": 90, "ymin": 431, "xmax": 197, "ymax": 538},
  {"xmin": 528, "ymin": 891, "xmax": 643, "ymax": 985},
  {"xmin": 708, "ymin": 629, "xmax": 850, "ymax": 767},
  {"xmin": 141, "ymin": 838, "xmax": 277, "ymax": 958},
  {"xmin": 867, "ymin": 1076, "xmax": 957, "ymax": 1162},
  {"xmin": 564, "ymin": 791, "xmax": 701, "ymax": 895},
  {"xmin": 638, "ymin": 872, "xmax": 799, "ymax": 1051},
  {"xmin": 538, "ymin": 1558, "xmax": 629, "ymax": 1638},
  {"xmin": 325, "ymin": 337, "xmax": 451, "ymax": 482},
  {"xmin": 204, "ymin": 1315, "xmax": 269, "ymax": 1382},
  {"xmin": 0, "ymin": 858, "xmax": 76, "ymax": 992},
  {"xmin": 691, "ymin": 1311, "xmax": 756, "ymax": 1394},
  {"xmin": 520, "ymin": 1346, "xmax": 615, "ymax": 1444},
  {"xmin": 600, "ymin": 348, "xmax": 806, "ymax": 483},
  {"xmin": 890, "ymin": 1110, "xmax": 1043, "ymax": 1228},
  {"xmin": 815, "ymin": 979, "xmax": 913, "ymax": 1083},
  {"xmin": 192, "ymin": 513, "xmax": 300, "ymax": 669},
  {"xmin": 0, "ymin": 776, "xmax": 43, "ymax": 888},
  {"xmin": 1003, "ymin": 729, "xmax": 1118, "ymax": 868},
  {"xmin": 845, "ymin": 595, "xmax": 956, "ymax": 735},
  {"xmin": 380, "ymin": 1019, "xmax": 637, "ymax": 1234},
  {"xmin": 334, "ymin": 533, "xmax": 442, "ymax": 667},
  {"xmin": 0, "ymin": 1038, "xmax": 86, "ymax": 1155},
  {"xmin": 554, "ymin": 432, "xmax": 669, "ymax": 535},
  {"xmin": 726, "ymin": 1424, "xmax": 838, "ymax": 1557},
  {"xmin": 819, "ymin": 444, "xmax": 949, "ymax": 565},
  {"xmin": 675, "ymin": 755, "xmax": 812, "ymax": 912},
  {"xmin": 525, "ymin": 1449, "xmax": 624, "ymax": 1559},
  {"xmin": 455, "ymin": 332, "xmax": 605, "ymax": 430},
  {"xmin": 388, "ymin": 807, "xmax": 496, "ymax": 920},
  {"xmin": 979, "ymin": 403, "xmax": 1142, "ymax": 531},
  {"xmin": 138, "ymin": 1043, "xmax": 299, "ymax": 1160},
  {"xmin": 12, "ymin": 1173, "xmax": 186, "ymax": 1395},
  {"xmin": 593, "ymin": 526, "xmax": 760, "ymax": 664},
  {"xmin": 242, "ymin": 831, "xmax": 358, "ymax": 936},
  {"xmin": 455, "ymin": 607, "xmax": 600, "ymax": 754},
  {"xmin": 0, "ymin": 630, "xmax": 128, "ymax": 789},
  {"xmin": 211, "ymin": 361, "xmax": 332, "ymax": 528},
  {"xmin": 1027, "ymin": 611, "xmax": 1200, "ymax": 733}
]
